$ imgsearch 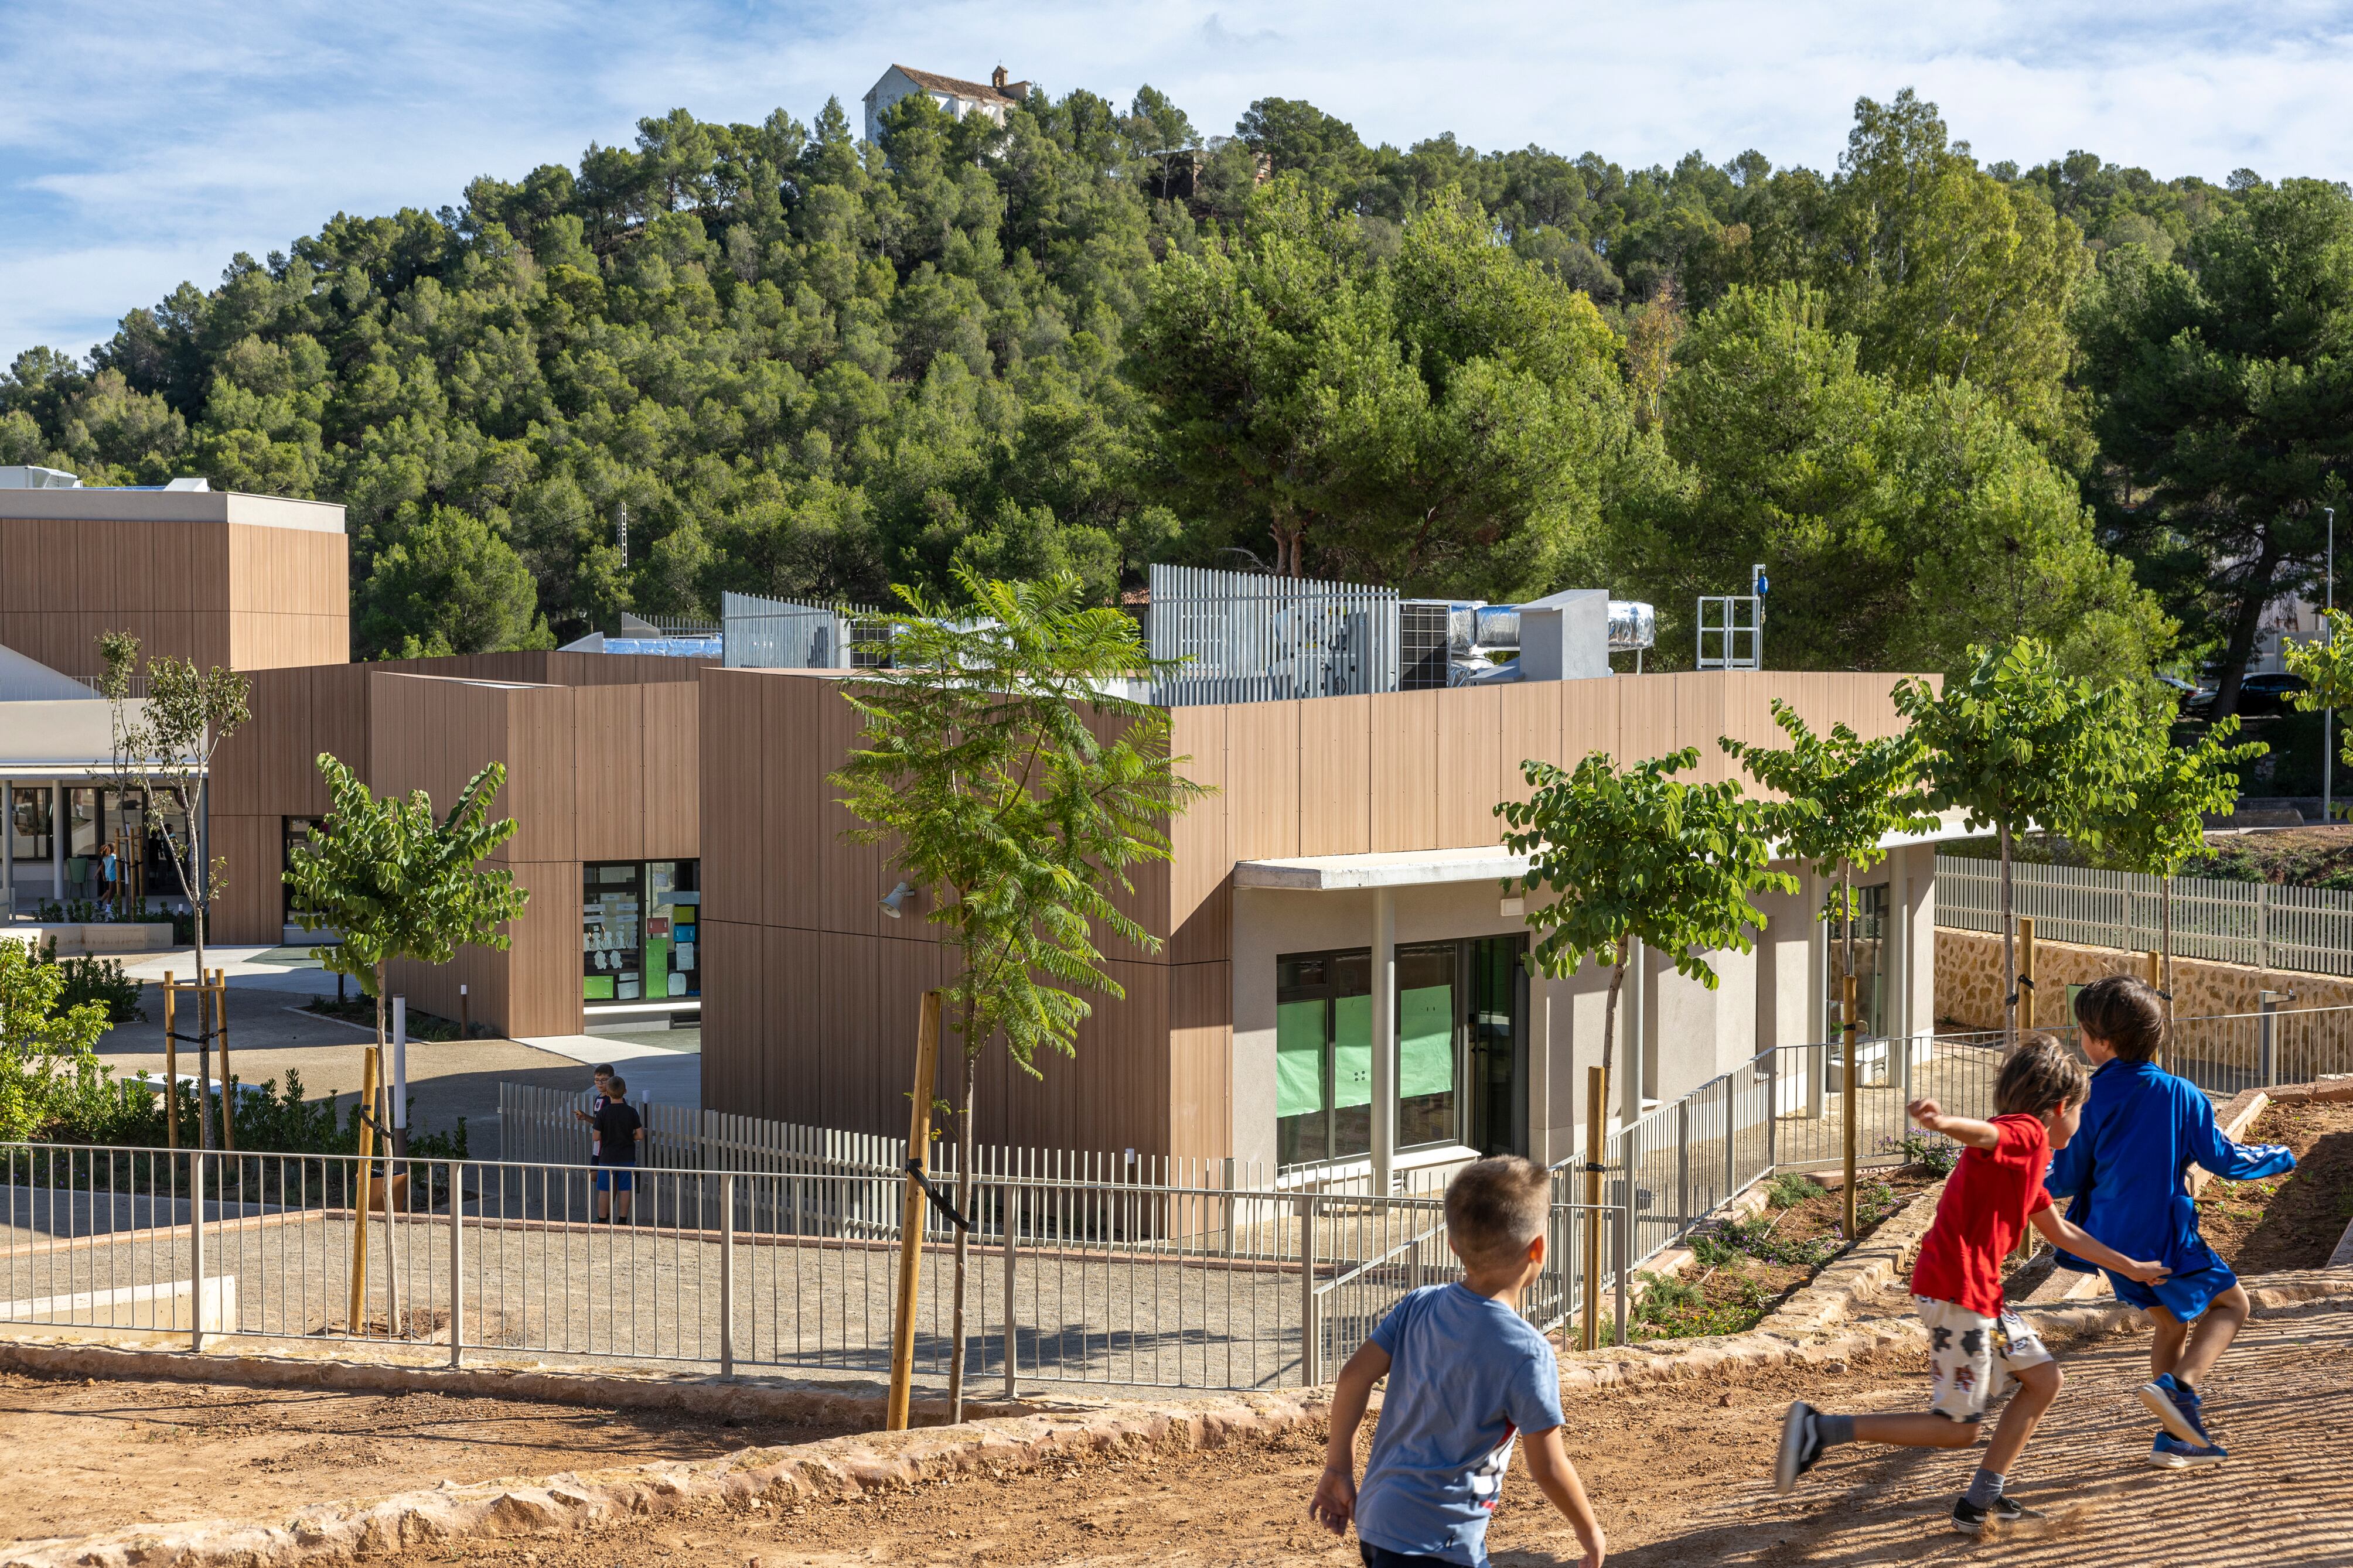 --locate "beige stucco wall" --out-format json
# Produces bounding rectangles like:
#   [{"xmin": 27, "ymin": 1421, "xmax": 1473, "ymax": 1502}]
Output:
[{"xmin": 1935, "ymin": 927, "xmax": 2352, "ymax": 1030}]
